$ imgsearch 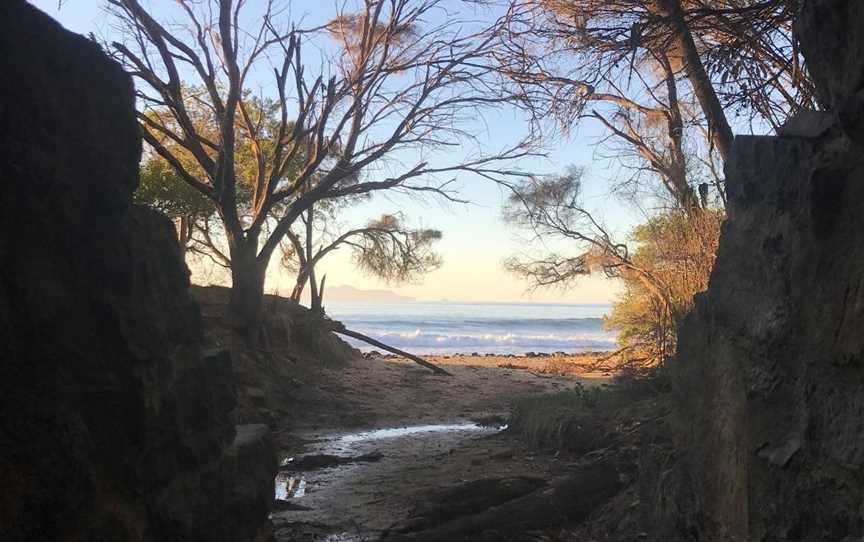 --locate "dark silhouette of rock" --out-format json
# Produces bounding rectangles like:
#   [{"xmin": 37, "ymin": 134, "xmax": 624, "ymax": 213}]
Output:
[
  {"xmin": 0, "ymin": 2, "xmax": 274, "ymax": 540},
  {"xmin": 669, "ymin": 1, "xmax": 864, "ymax": 539},
  {"xmin": 797, "ymin": 0, "xmax": 864, "ymax": 112},
  {"xmin": 384, "ymin": 461, "xmax": 622, "ymax": 542},
  {"xmin": 392, "ymin": 476, "xmax": 547, "ymax": 533}
]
